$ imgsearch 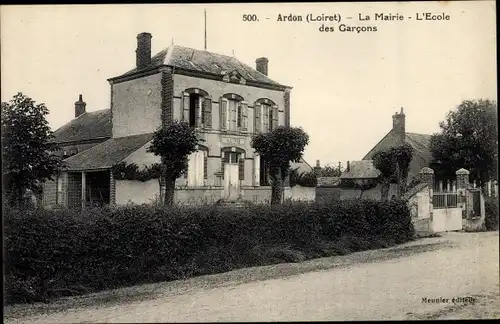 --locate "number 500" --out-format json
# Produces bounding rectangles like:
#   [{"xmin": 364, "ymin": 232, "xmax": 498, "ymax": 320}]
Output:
[{"xmin": 242, "ymin": 14, "xmax": 258, "ymax": 22}]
